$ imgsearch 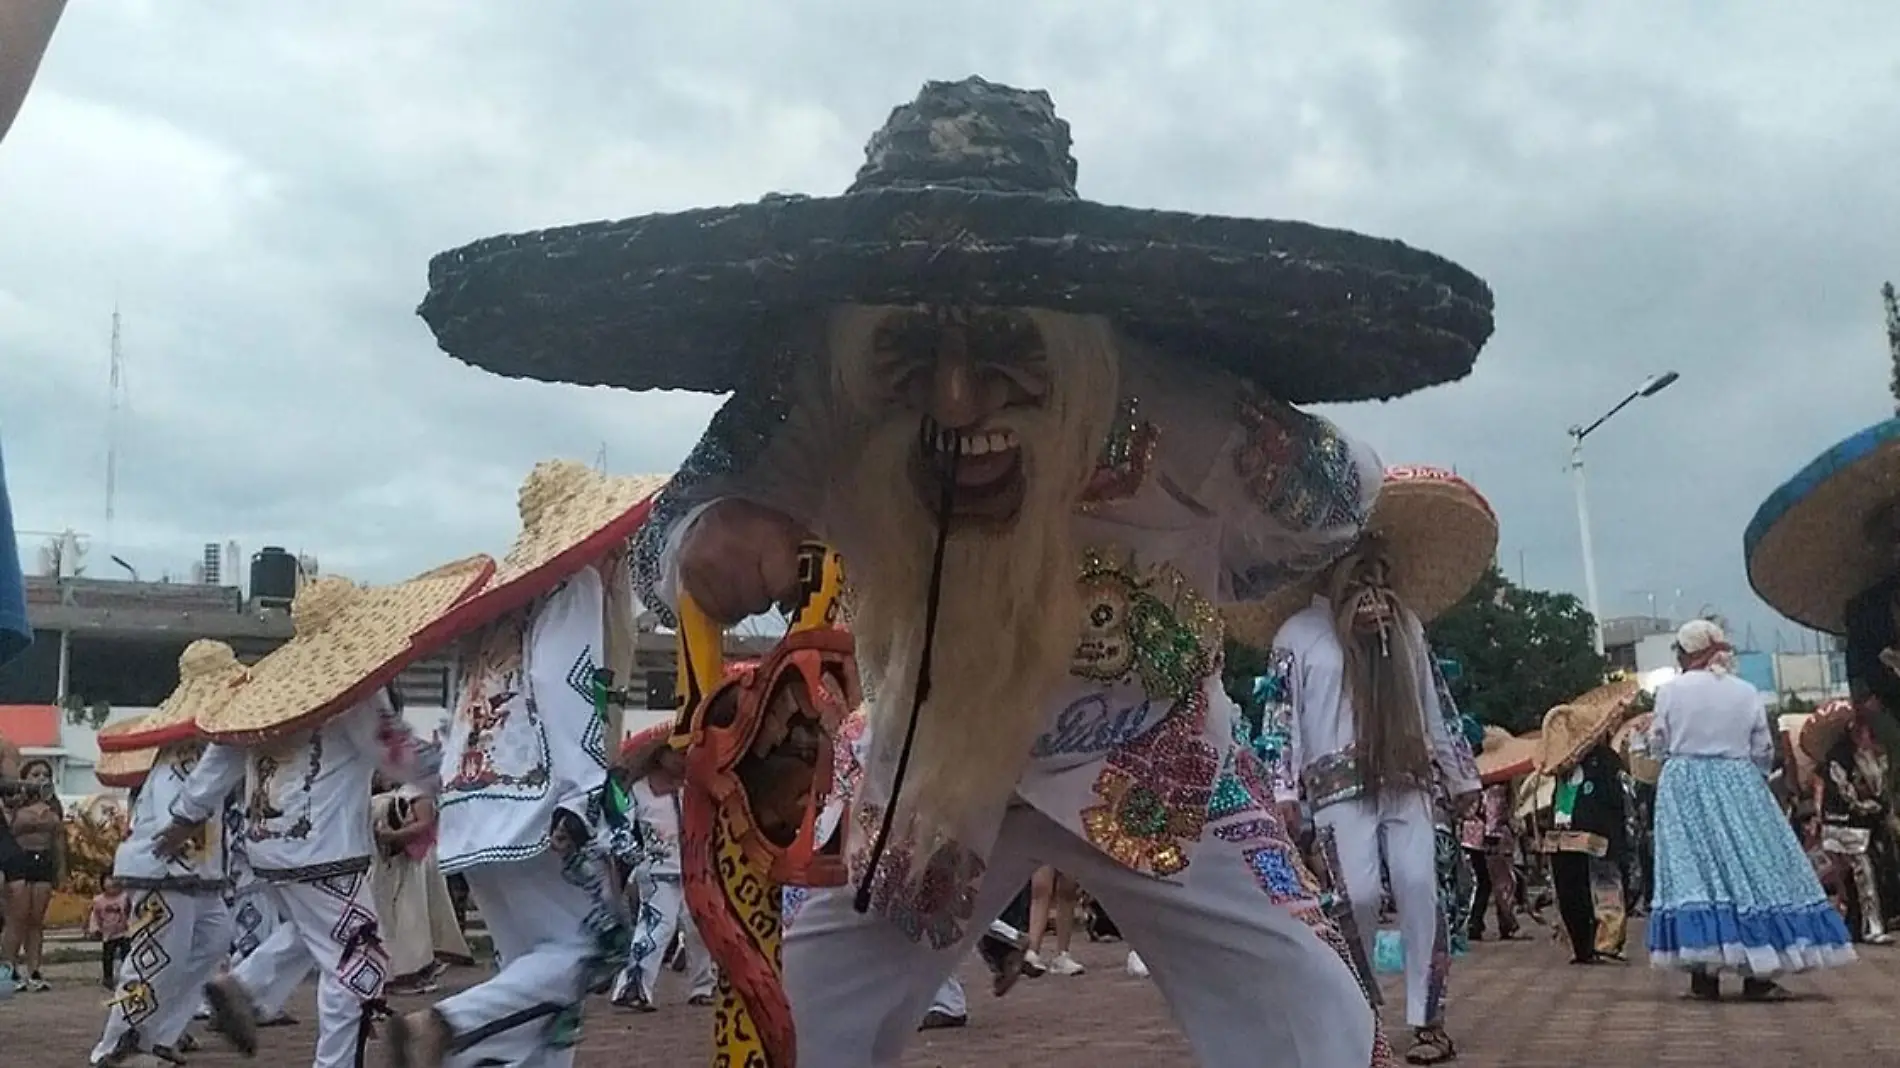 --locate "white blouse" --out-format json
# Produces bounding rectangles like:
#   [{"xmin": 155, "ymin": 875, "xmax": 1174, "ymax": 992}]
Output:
[{"xmin": 1649, "ymin": 669, "xmax": 1773, "ymax": 769}]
